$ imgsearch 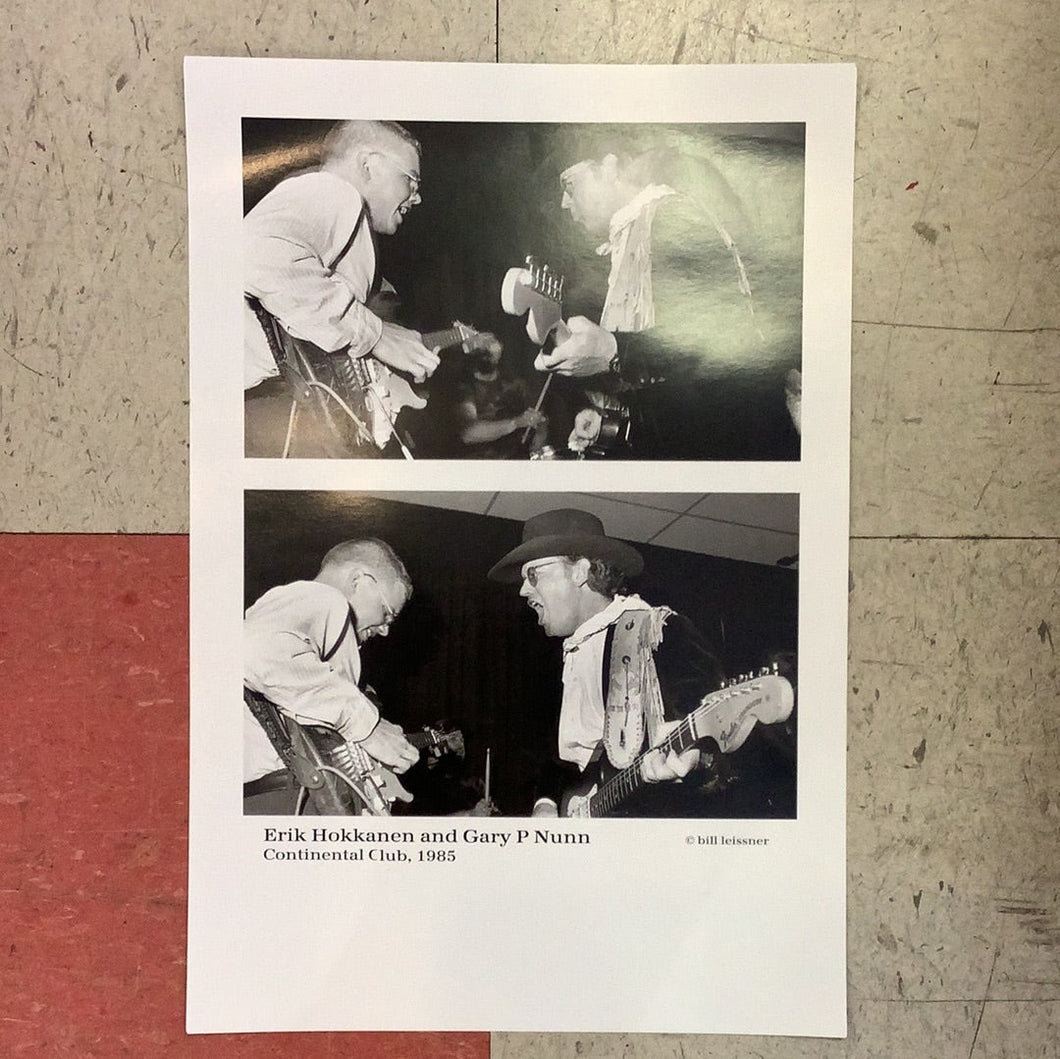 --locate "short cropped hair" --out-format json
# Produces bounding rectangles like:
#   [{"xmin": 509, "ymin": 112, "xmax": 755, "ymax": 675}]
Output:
[
  {"xmin": 318, "ymin": 538, "xmax": 412, "ymax": 599},
  {"xmin": 322, "ymin": 120, "xmax": 421, "ymax": 167}
]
